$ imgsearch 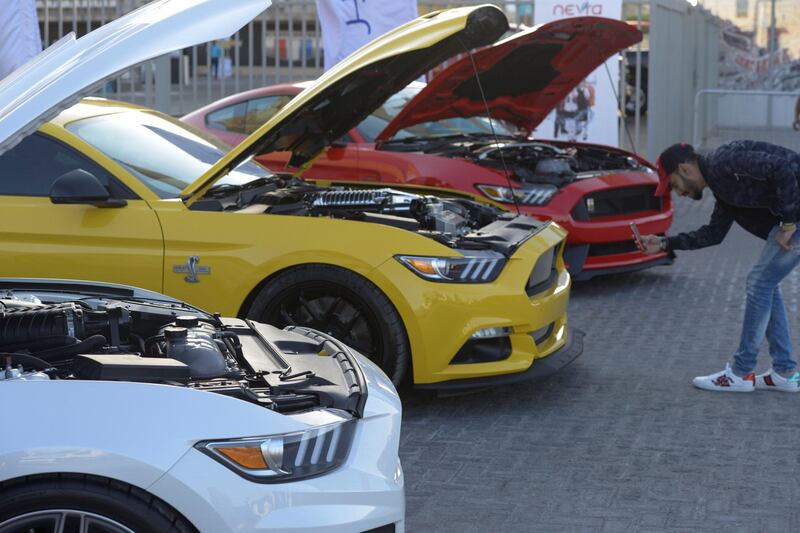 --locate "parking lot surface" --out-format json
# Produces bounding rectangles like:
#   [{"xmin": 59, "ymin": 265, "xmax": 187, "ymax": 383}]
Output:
[{"xmin": 402, "ymin": 194, "xmax": 800, "ymax": 532}]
